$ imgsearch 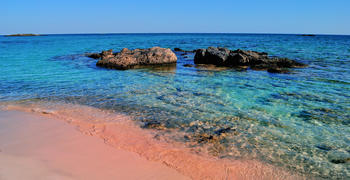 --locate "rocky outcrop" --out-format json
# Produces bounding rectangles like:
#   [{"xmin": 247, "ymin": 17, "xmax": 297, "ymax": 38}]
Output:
[
  {"xmin": 194, "ymin": 47, "xmax": 307, "ymax": 73},
  {"xmin": 94, "ymin": 47, "xmax": 177, "ymax": 70}
]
